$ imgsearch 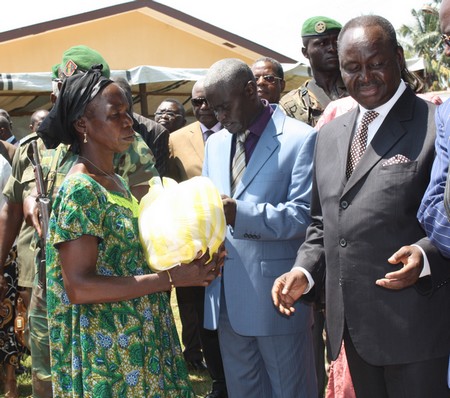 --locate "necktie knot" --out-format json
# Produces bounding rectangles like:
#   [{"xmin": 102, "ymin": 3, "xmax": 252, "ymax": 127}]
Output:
[
  {"xmin": 361, "ymin": 110, "xmax": 379, "ymax": 128},
  {"xmin": 346, "ymin": 110, "xmax": 379, "ymax": 178},
  {"xmin": 204, "ymin": 129, "xmax": 214, "ymax": 141},
  {"xmin": 237, "ymin": 130, "xmax": 250, "ymax": 144}
]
